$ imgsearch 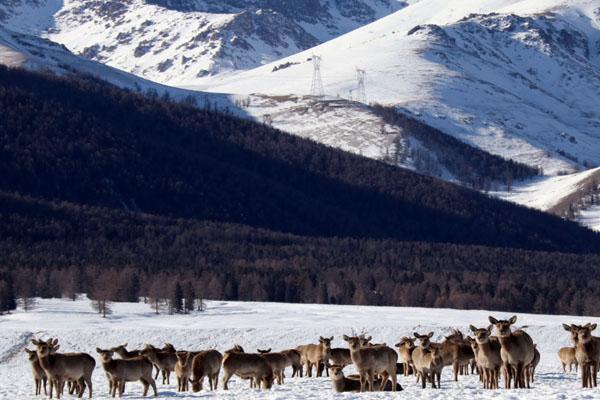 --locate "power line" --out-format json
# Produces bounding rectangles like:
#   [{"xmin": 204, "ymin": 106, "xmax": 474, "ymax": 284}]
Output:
[
  {"xmin": 310, "ymin": 55, "xmax": 324, "ymax": 97},
  {"xmin": 355, "ymin": 68, "xmax": 366, "ymax": 103}
]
